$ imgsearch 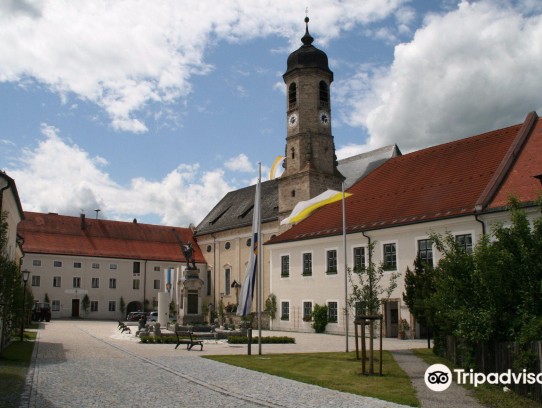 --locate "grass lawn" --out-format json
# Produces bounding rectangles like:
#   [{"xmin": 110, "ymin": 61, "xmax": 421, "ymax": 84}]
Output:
[
  {"xmin": 205, "ymin": 351, "xmax": 419, "ymax": 407},
  {"xmin": 0, "ymin": 331, "xmax": 36, "ymax": 408},
  {"xmin": 413, "ymin": 348, "xmax": 542, "ymax": 408}
]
